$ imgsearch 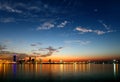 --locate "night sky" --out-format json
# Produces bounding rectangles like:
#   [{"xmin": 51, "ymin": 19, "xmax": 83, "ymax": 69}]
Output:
[{"xmin": 0, "ymin": 0, "xmax": 120, "ymax": 59}]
